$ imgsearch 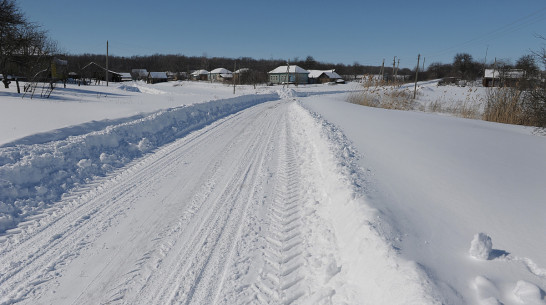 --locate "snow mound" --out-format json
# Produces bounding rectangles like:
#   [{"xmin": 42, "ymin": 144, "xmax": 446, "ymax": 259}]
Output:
[
  {"xmin": 117, "ymin": 82, "xmax": 167, "ymax": 95},
  {"xmin": 277, "ymin": 88, "xmax": 297, "ymax": 99},
  {"xmin": 470, "ymin": 233, "xmax": 493, "ymax": 260},
  {"xmin": 118, "ymin": 83, "xmax": 141, "ymax": 92},
  {"xmin": 512, "ymin": 280, "xmax": 544, "ymax": 304},
  {"xmin": 0, "ymin": 93, "xmax": 279, "ymax": 233},
  {"xmin": 137, "ymin": 86, "xmax": 165, "ymax": 95},
  {"xmin": 472, "ymin": 276, "xmax": 502, "ymax": 305}
]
